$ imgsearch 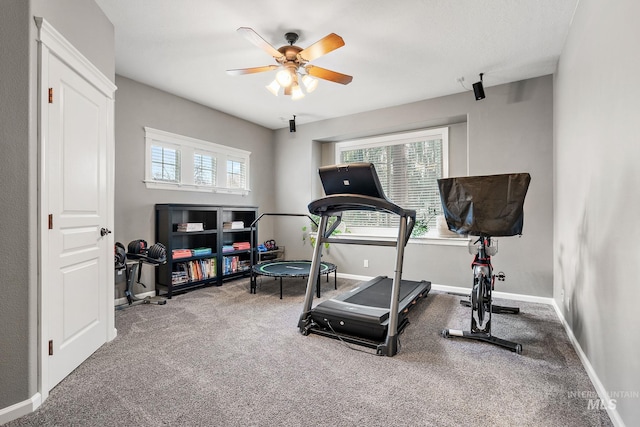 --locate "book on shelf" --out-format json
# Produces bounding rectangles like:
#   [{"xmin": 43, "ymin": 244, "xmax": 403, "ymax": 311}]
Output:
[
  {"xmin": 222, "ymin": 256, "xmax": 251, "ymax": 275},
  {"xmin": 172, "ymin": 258, "xmax": 217, "ymax": 284},
  {"xmin": 177, "ymin": 222, "xmax": 204, "ymax": 232},
  {"xmin": 222, "ymin": 245, "xmax": 235, "ymax": 253},
  {"xmin": 223, "ymin": 255, "xmax": 238, "ymax": 274},
  {"xmin": 191, "ymin": 247, "xmax": 212, "ymax": 256},
  {"xmin": 238, "ymin": 260, "xmax": 251, "ymax": 271},
  {"xmin": 171, "ymin": 270, "xmax": 189, "ymax": 285},
  {"xmin": 172, "ymin": 249, "xmax": 193, "ymax": 259},
  {"xmin": 223, "ymin": 221, "xmax": 245, "ymax": 229},
  {"xmin": 232, "ymin": 241, "xmax": 251, "ymax": 250}
]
